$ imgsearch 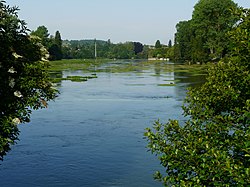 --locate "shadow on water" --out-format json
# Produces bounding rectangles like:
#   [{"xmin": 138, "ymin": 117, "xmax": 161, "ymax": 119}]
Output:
[{"xmin": 174, "ymin": 69, "xmax": 207, "ymax": 101}]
